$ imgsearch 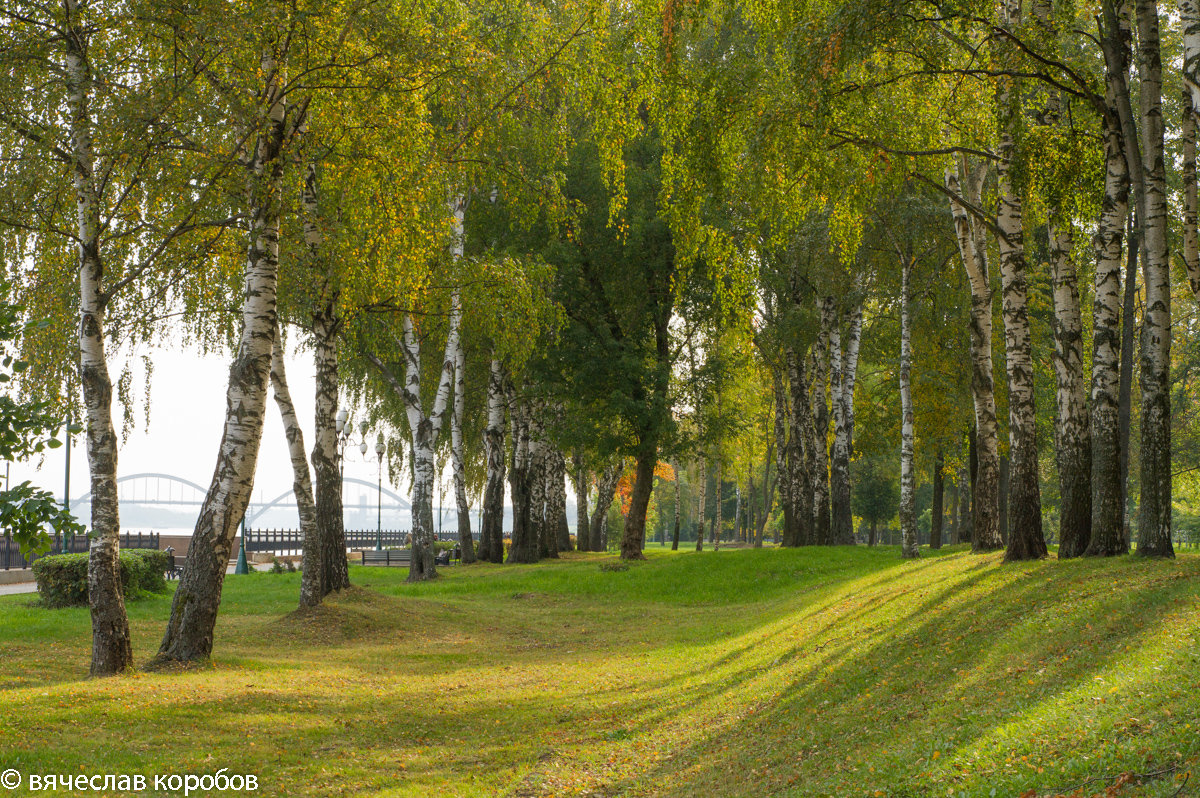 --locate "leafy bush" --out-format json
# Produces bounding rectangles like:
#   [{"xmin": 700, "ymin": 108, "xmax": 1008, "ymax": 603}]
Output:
[
  {"xmin": 32, "ymin": 549, "xmax": 170, "ymax": 608},
  {"xmin": 128, "ymin": 549, "xmax": 169, "ymax": 594}
]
